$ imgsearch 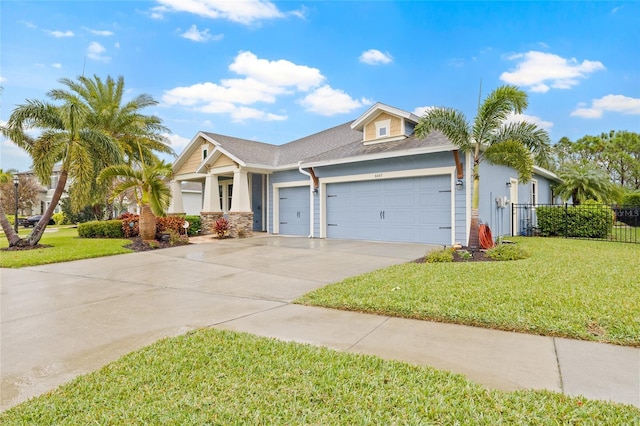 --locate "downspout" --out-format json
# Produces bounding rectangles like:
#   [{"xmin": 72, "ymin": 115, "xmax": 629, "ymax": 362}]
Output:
[{"xmin": 298, "ymin": 162, "xmax": 315, "ymax": 238}]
